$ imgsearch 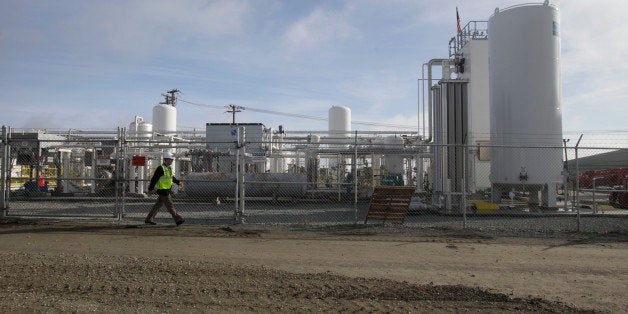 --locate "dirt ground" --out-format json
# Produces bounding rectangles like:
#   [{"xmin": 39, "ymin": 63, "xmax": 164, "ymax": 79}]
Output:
[{"xmin": 0, "ymin": 220, "xmax": 626, "ymax": 313}]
